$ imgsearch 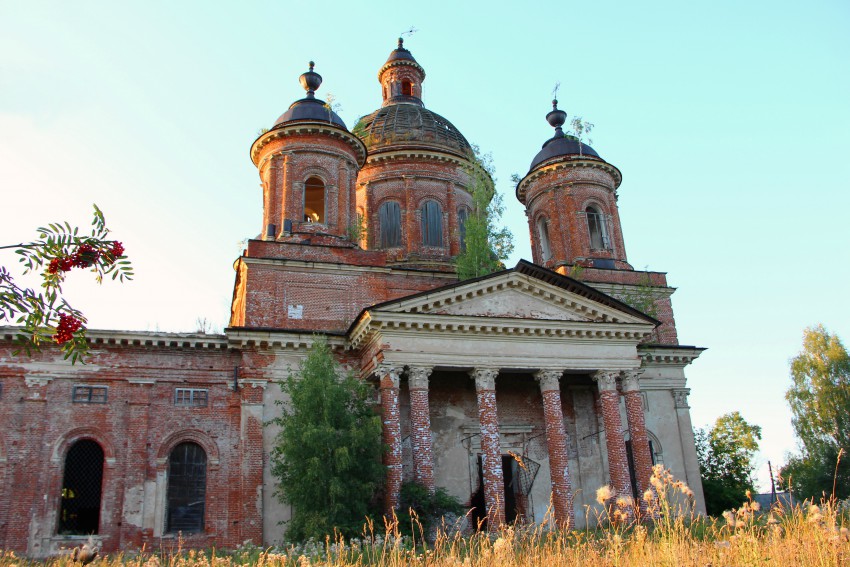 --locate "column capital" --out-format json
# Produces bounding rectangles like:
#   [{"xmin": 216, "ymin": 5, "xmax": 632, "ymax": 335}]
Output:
[
  {"xmin": 621, "ymin": 369, "xmax": 645, "ymax": 392},
  {"xmin": 407, "ymin": 366, "xmax": 433, "ymax": 389},
  {"xmin": 592, "ymin": 370, "xmax": 620, "ymax": 391},
  {"xmin": 469, "ymin": 368, "xmax": 499, "ymax": 390},
  {"xmin": 534, "ymin": 369, "xmax": 563, "ymax": 392},
  {"xmin": 377, "ymin": 364, "xmax": 404, "ymax": 388},
  {"xmin": 672, "ymin": 388, "xmax": 691, "ymax": 409}
]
